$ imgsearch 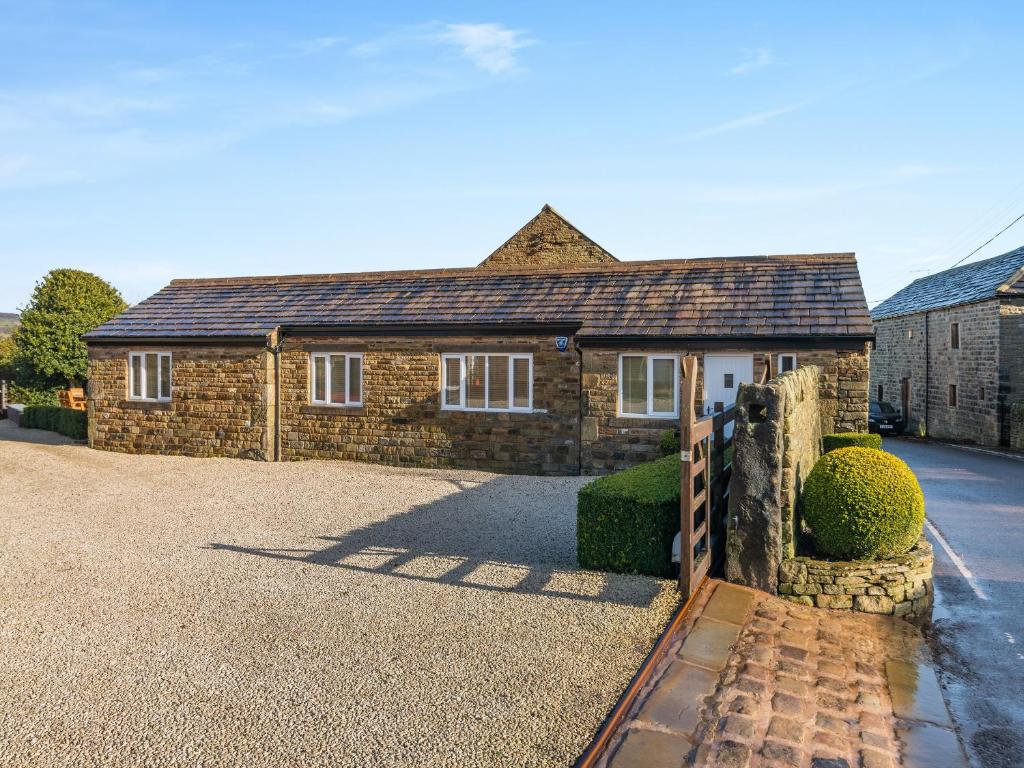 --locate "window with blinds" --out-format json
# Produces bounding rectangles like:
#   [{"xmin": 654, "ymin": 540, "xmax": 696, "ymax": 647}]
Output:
[
  {"xmin": 310, "ymin": 352, "xmax": 363, "ymax": 407},
  {"xmin": 618, "ymin": 354, "xmax": 679, "ymax": 418},
  {"xmin": 128, "ymin": 352, "xmax": 172, "ymax": 401},
  {"xmin": 441, "ymin": 353, "xmax": 532, "ymax": 412}
]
